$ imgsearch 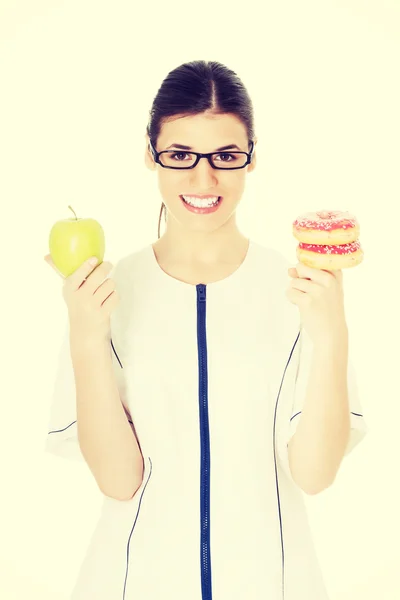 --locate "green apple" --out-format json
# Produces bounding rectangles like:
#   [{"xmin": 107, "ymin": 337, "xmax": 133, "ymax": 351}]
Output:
[{"xmin": 49, "ymin": 206, "xmax": 105, "ymax": 277}]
